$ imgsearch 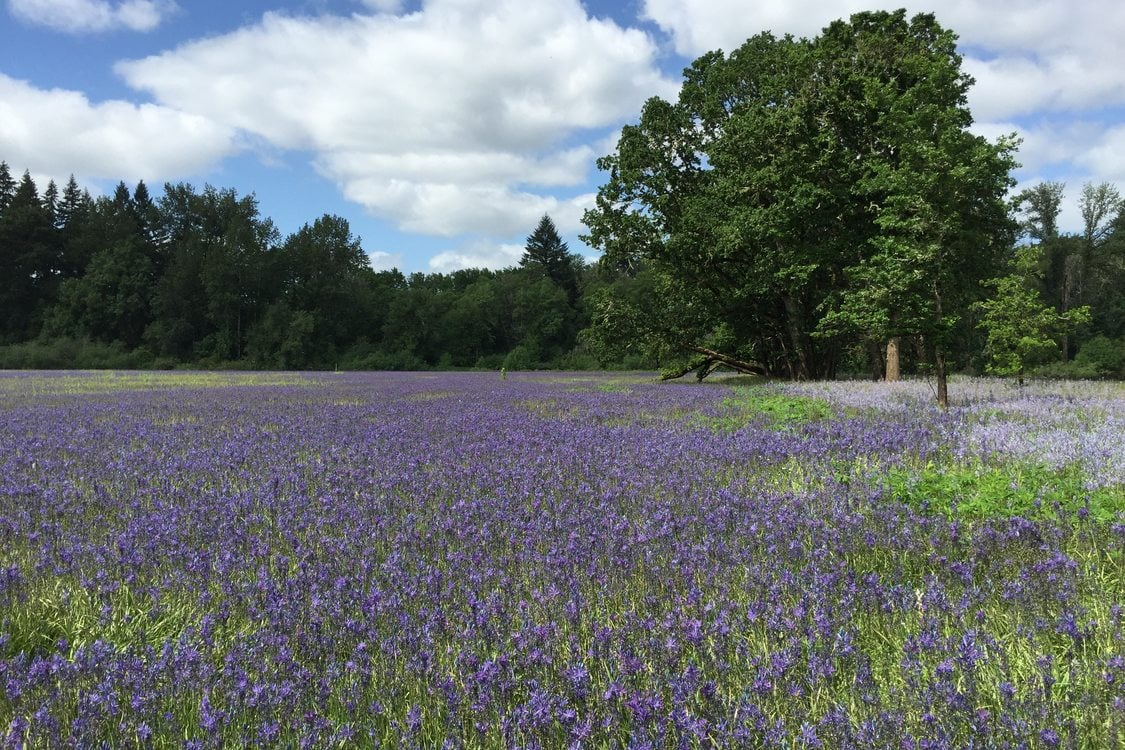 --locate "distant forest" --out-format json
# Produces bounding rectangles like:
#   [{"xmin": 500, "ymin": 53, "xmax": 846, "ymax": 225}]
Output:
[
  {"xmin": 0, "ymin": 157, "xmax": 1123, "ymax": 380},
  {"xmin": 0, "ymin": 162, "xmax": 604, "ymax": 372}
]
